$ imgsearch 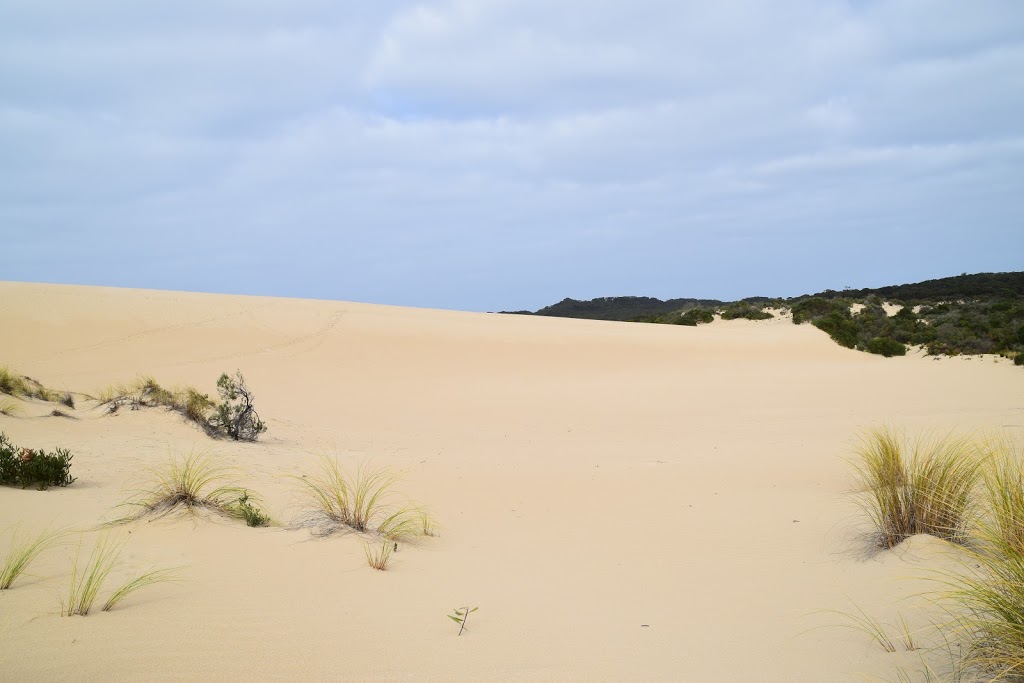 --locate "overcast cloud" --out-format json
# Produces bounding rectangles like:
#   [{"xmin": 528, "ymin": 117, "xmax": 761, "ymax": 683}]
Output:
[{"xmin": 2, "ymin": 1, "xmax": 1022, "ymax": 310}]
